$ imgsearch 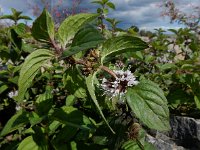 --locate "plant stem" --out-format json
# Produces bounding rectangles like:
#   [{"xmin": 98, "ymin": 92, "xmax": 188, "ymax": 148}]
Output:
[
  {"xmin": 99, "ymin": 65, "xmax": 117, "ymax": 78},
  {"xmin": 49, "ymin": 38, "xmax": 61, "ymax": 54}
]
